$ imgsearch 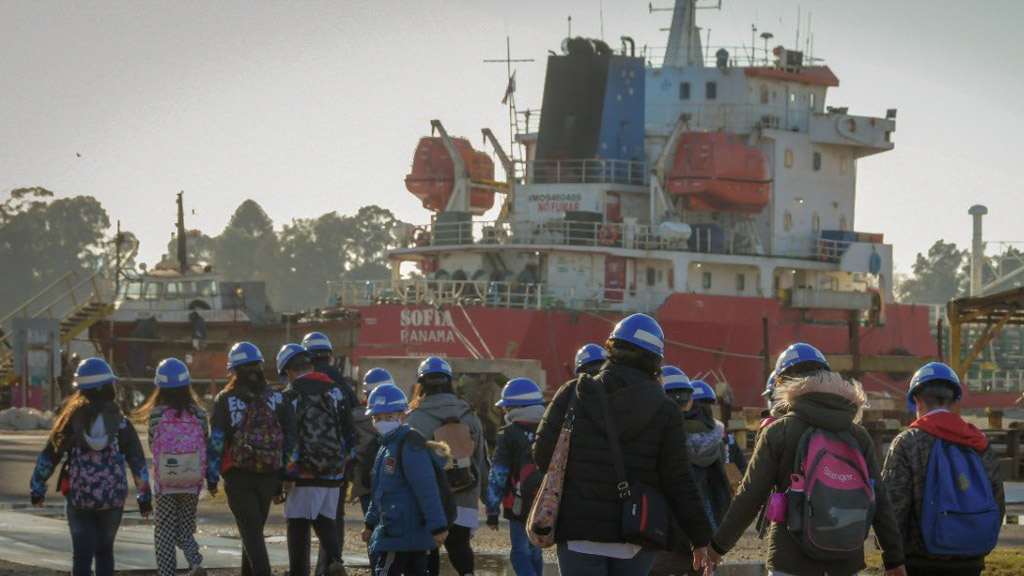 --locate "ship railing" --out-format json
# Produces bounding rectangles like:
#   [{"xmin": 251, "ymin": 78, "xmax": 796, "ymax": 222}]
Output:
[
  {"xmin": 647, "ymin": 101, "xmax": 809, "ymax": 134},
  {"xmin": 407, "ymin": 219, "xmax": 692, "ymax": 252},
  {"xmin": 327, "ymin": 279, "xmax": 548, "ymax": 310},
  {"xmin": 642, "ymin": 44, "xmax": 826, "ymax": 70},
  {"xmin": 525, "ymin": 159, "xmax": 649, "ymax": 186},
  {"xmin": 963, "ymin": 369, "xmax": 1024, "ymax": 394}
]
